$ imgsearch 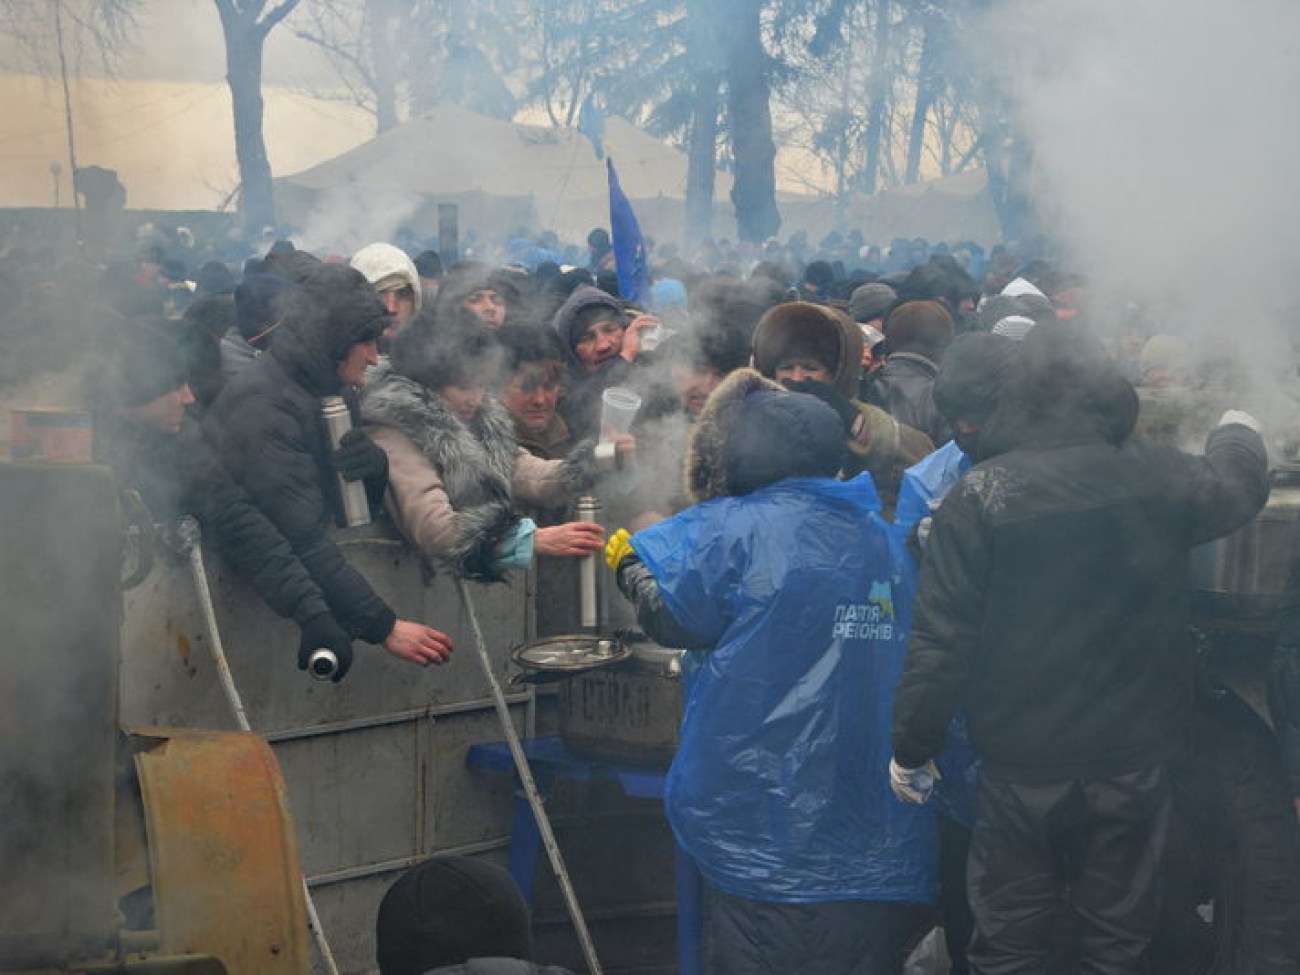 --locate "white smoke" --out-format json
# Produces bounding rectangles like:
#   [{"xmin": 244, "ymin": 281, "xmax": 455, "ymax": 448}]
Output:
[
  {"xmin": 292, "ymin": 182, "xmax": 425, "ymax": 257},
  {"xmin": 970, "ymin": 0, "xmax": 1300, "ymax": 438}
]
